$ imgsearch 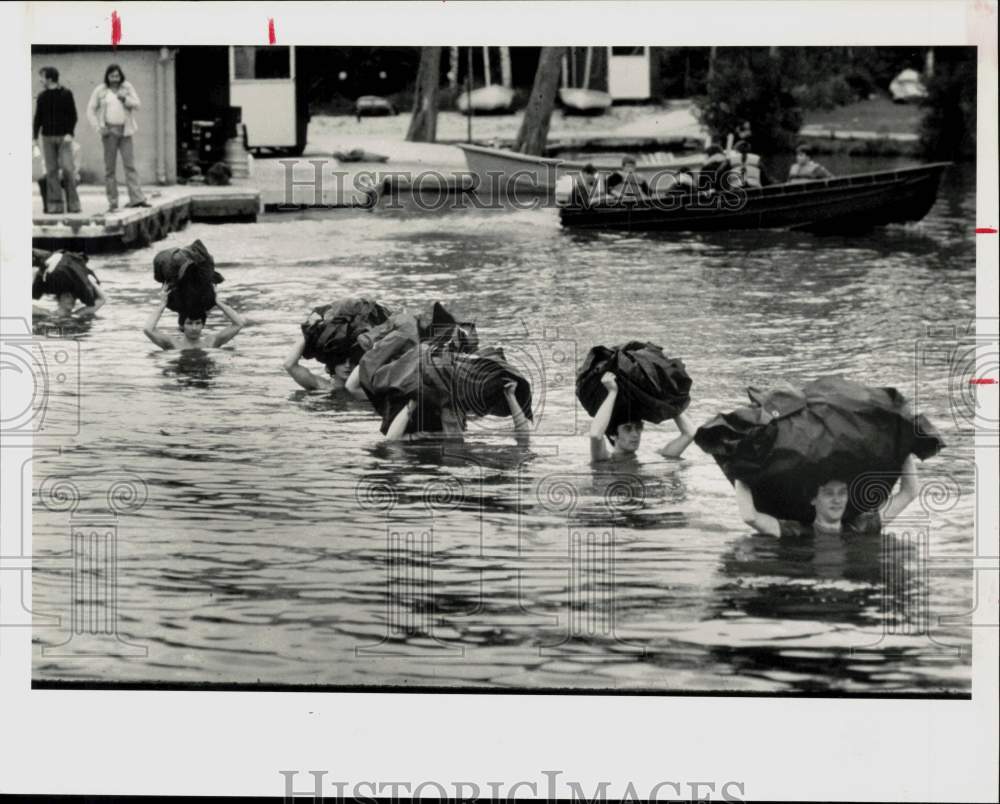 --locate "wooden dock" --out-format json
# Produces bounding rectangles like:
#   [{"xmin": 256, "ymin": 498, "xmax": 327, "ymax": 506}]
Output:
[{"xmin": 32, "ymin": 185, "xmax": 261, "ymax": 254}]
